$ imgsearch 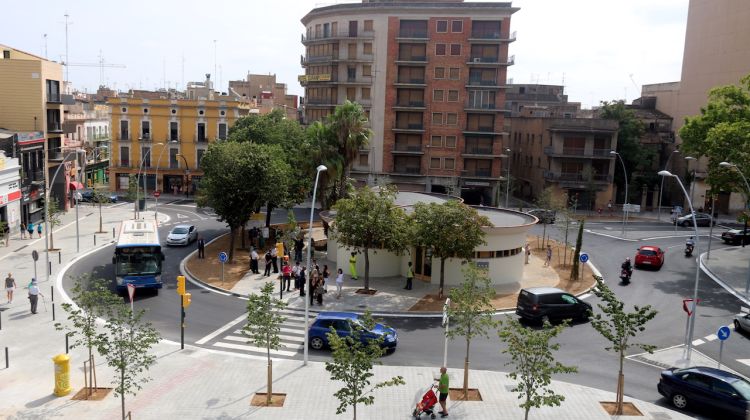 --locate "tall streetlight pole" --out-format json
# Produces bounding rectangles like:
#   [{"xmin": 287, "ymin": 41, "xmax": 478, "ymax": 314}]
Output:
[
  {"xmin": 610, "ymin": 151, "xmax": 628, "ymax": 235},
  {"xmin": 153, "ymin": 142, "xmax": 174, "ymax": 223},
  {"xmin": 684, "ymin": 156, "xmax": 697, "ymax": 209},
  {"xmin": 657, "ymin": 150, "xmax": 680, "ymax": 221},
  {"xmin": 176, "ymin": 153, "xmax": 190, "ymax": 197},
  {"xmin": 304, "ymin": 164, "xmax": 327, "ymax": 366},
  {"xmin": 504, "ymin": 148, "xmax": 511, "ymax": 208},
  {"xmin": 719, "ymin": 161, "xmax": 750, "ymax": 295},
  {"xmin": 135, "ymin": 144, "xmax": 163, "ymax": 219},
  {"xmin": 659, "ymin": 170, "xmax": 701, "ymax": 361}
]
